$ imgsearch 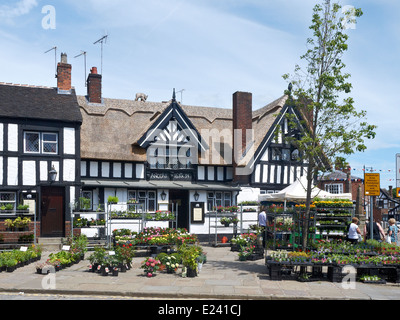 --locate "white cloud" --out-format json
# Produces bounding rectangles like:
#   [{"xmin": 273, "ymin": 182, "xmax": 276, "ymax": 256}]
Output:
[{"xmin": 0, "ymin": 0, "xmax": 38, "ymax": 21}]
